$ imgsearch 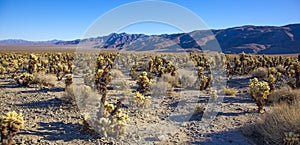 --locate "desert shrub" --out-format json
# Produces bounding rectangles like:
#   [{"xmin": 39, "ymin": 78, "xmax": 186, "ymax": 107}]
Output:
[
  {"xmin": 110, "ymin": 69, "xmax": 124, "ymax": 79},
  {"xmin": 151, "ymin": 80, "xmax": 172, "ymax": 97},
  {"xmin": 268, "ymin": 87, "xmax": 300, "ymax": 105},
  {"xmin": 32, "ymin": 72, "xmax": 56, "ymax": 87},
  {"xmin": 223, "ymin": 87, "xmax": 237, "ymax": 96},
  {"xmin": 161, "ymin": 73, "xmax": 180, "ymax": 88},
  {"xmin": 243, "ymin": 100, "xmax": 300, "ymax": 145},
  {"xmin": 251, "ymin": 67, "xmax": 268, "ymax": 79},
  {"xmin": 177, "ymin": 69, "xmax": 196, "ymax": 88}
]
